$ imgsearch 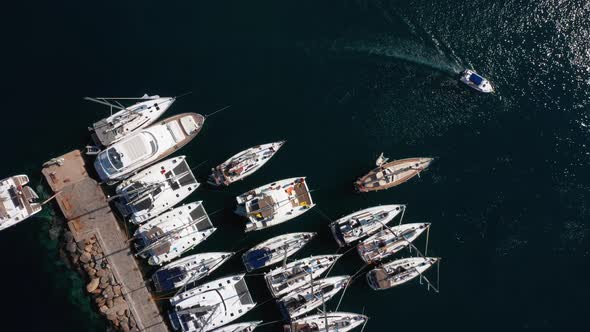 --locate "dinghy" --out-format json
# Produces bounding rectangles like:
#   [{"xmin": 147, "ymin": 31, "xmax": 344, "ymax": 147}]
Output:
[
  {"xmin": 355, "ymin": 157, "xmax": 433, "ymax": 192},
  {"xmin": 235, "ymin": 177, "xmax": 314, "ymax": 232},
  {"xmin": 152, "ymin": 252, "xmax": 233, "ymax": 292},
  {"xmin": 357, "ymin": 223, "xmax": 430, "ymax": 263},
  {"xmin": 94, "ymin": 112, "xmax": 204, "ymax": 182},
  {"xmin": 208, "ymin": 141, "xmax": 285, "ymax": 186},
  {"xmin": 265, "ymin": 254, "xmax": 341, "ymax": 298},
  {"xmin": 114, "ymin": 156, "xmax": 199, "ymax": 224},
  {"xmin": 277, "ymin": 276, "xmax": 349, "ymax": 320},
  {"xmin": 366, "ymin": 257, "xmax": 440, "ymax": 290},
  {"xmin": 134, "ymin": 202, "xmax": 216, "ymax": 265},
  {"xmin": 0, "ymin": 175, "xmax": 42, "ymax": 231},
  {"xmin": 87, "ymin": 95, "xmax": 175, "ymax": 147},
  {"xmin": 459, "ymin": 69, "xmax": 494, "ymax": 93},
  {"xmin": 210, "ymin": 321, "xmax": 263, "ymax": 332},
  {"xmin": 169, "ymin": 274, "xmax": 256, "ymax": 332},
  {"xmin": 284, "ymin": 312, "xmax": 367, "ymax": 332},
  {"xmin": 329, "ymin": 204, "xmax": 405, "ymax": 247},
  {"xmin": 242, "ymin": 232, "xmax": 315, "ymax": 272}
]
